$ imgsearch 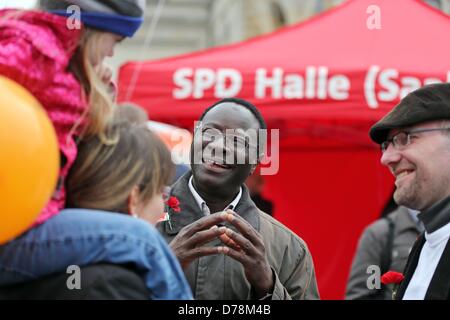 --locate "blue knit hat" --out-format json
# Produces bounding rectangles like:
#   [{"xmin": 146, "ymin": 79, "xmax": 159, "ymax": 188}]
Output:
[{"xmin": 40, "ymin": 0, "xmax": 146, "ymax": 37}]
